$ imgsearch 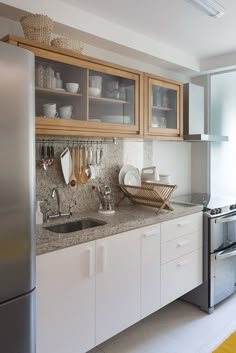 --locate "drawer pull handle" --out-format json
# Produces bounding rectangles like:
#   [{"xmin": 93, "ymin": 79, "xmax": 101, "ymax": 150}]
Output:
[
  {"xmin": 177, "ymin": 221, "xmax": 189, "ymax": 227},
  {"xmin": 143, "ymin": 230, "xmax": 160, "ymax": 238},
  {"xmin": 177, "ymin": 240, "xmax": 190, "ymax": 247},
  {"xmin": 177, "ymin": 260, "xmax": 188, "ymax": 267}
]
